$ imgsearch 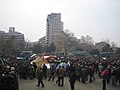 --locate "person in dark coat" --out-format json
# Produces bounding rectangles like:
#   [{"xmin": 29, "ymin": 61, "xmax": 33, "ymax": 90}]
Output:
[
  {"xmin": 22, "ymin": 64, "xmax": 28, "ymax": 80},
  {"xmin": 75, "ymin": 64, "xmax": 81, "ymax": 82},
  {"xmin": 42, "ymin": 64, "xmax": 47, "ymax": 79},
  {"xmin": 1, "ymin": 70, "xmax": 16, "ymax": 90},
  {"xmin": 81, "ymin": 65, "xmax": 88, "ymax": 84},
  {"xmin": 116, "ymin": 66, "xmax": 120, "ymax": 86},
  {"xmin": 18, "ymin": 63, "xmax": 23, "ymax": 79},
  {"xmin": 36, "ymin": 67, "xmax": 44, "ymax": 87},
  {"xmin": 32, "ymin": 62, "xmax": 37, "ymax": 78},
  {"xmin": 0, "ymin": 64, "xmax": 3, "ymax": 88},
  {"xmin": 28, "ymin": 65, "xmax": 35, "ymax": 80},
  {"xmin": 69, "ymin": 64, "xmax": 77, "ymax": 90},
  {"xmin": 111, "ymin": 67, "xmax": 117, "ymax": 87},
  {"xmin": 48, "ymin": 65, "xmax": 55, "ymax": 81},
  {"xmin": 10, "ymin": 67, "xmax": 19, "ymax": 90}
]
